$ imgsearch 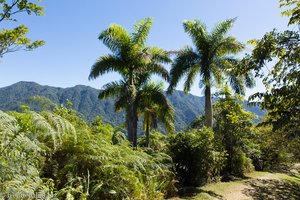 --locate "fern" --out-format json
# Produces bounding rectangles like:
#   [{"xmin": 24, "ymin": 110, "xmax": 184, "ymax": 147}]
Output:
[
  {"xmin": 42, "ymin": 111, "xmax": 77, "ymax": 144},
  {"xmin": 0, "ymin": 110, "xmax": 54, "ymax": 199},
  {"xmin": 0, "ymin": 111, "xmax": 19, "ymax": 149},
  {"xmin": 1, "ymin": 108, "xmax": 174, "ymax": 199}
]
